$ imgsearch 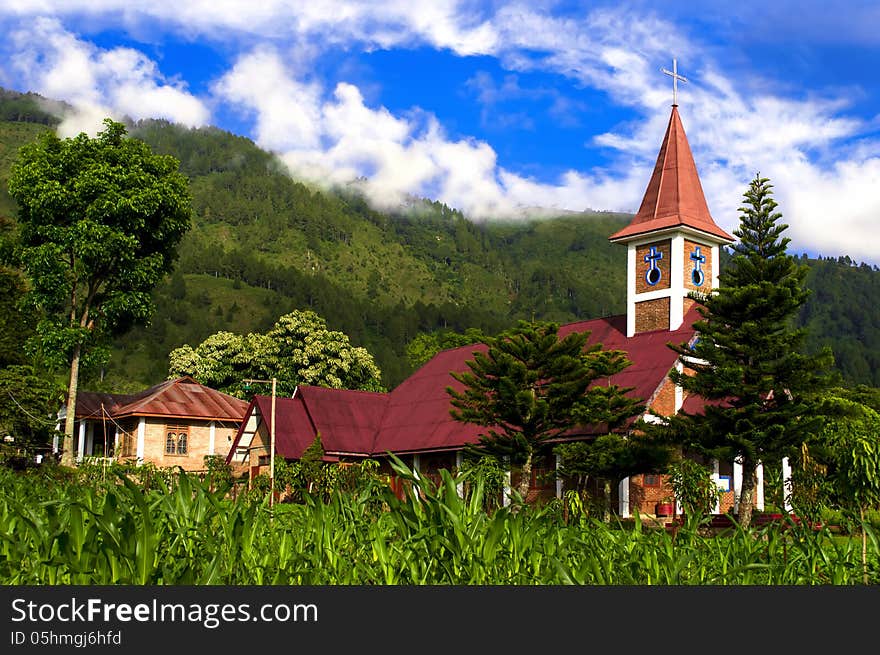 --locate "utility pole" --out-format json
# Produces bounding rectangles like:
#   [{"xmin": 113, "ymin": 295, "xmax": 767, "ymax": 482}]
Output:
[{"xmin": 243, "ymin": 377, "xmax": 278, "ymax": 508}]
